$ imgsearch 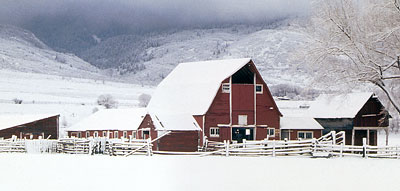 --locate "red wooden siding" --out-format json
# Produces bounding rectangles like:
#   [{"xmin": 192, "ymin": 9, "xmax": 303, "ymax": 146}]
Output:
[
  {"xmin": 0, "ymin": 116, "xmax": 59, "ymax": 139},
  {"xmin": 354, "ymin": 97, "xmax": 389, "ymax": 127},
  {"xmin": 156, "ymin": 131, "xmax": 199, "ymax": 152}
]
